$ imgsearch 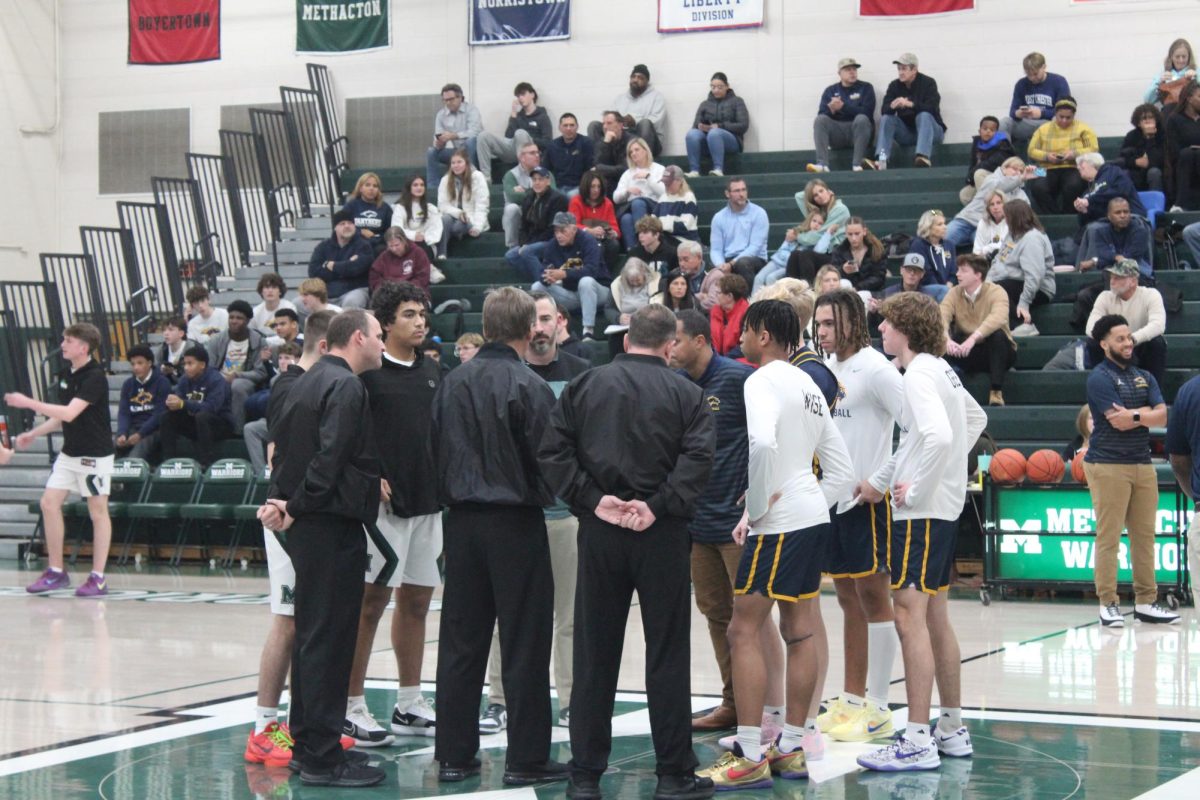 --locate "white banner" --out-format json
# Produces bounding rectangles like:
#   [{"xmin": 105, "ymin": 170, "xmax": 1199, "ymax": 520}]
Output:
[{"xmin": 657, "ymin": 0, "xmax": 764, "ymax": 34}]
